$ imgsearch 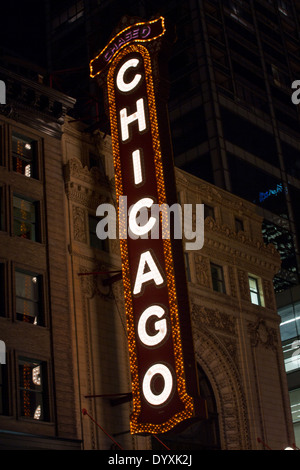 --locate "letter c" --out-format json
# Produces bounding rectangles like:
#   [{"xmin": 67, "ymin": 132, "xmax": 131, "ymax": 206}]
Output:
[
  {"xmin": 129, "ymin": 198, "xmax": 156, "ymax": 237},
  {"xmin": 116, "ymin": 58, "xmax": 142, "ymax": 93}
]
